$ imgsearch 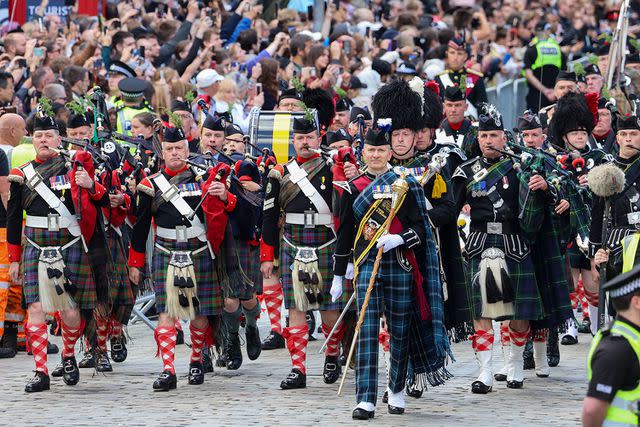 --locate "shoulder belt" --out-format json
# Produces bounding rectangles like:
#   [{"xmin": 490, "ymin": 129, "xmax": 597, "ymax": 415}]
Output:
[
  {"xmin": 22, "ymin": 163, "xmax": 81, "ymax": 237},
  {"xmin": 287, "ymin": 160, "xmax": 334, "ymax": 233},
  {"xmin": 152, "ymin": 174, "xmax": 206, "ymax": 242}
]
